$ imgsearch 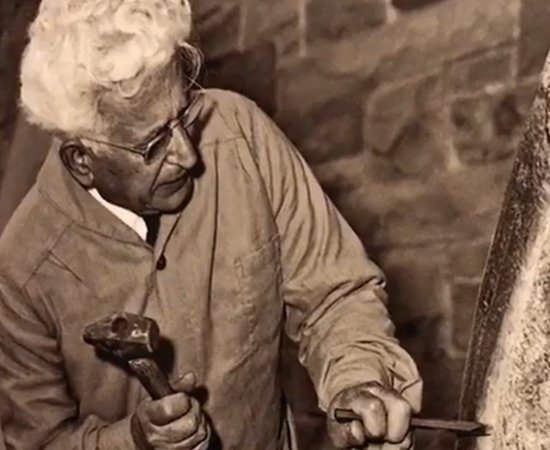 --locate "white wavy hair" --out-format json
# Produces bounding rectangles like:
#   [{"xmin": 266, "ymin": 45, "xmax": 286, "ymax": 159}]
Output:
[{"xmin": 20, "ymin": 0, "xmax": 201, "ymax": 136}]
